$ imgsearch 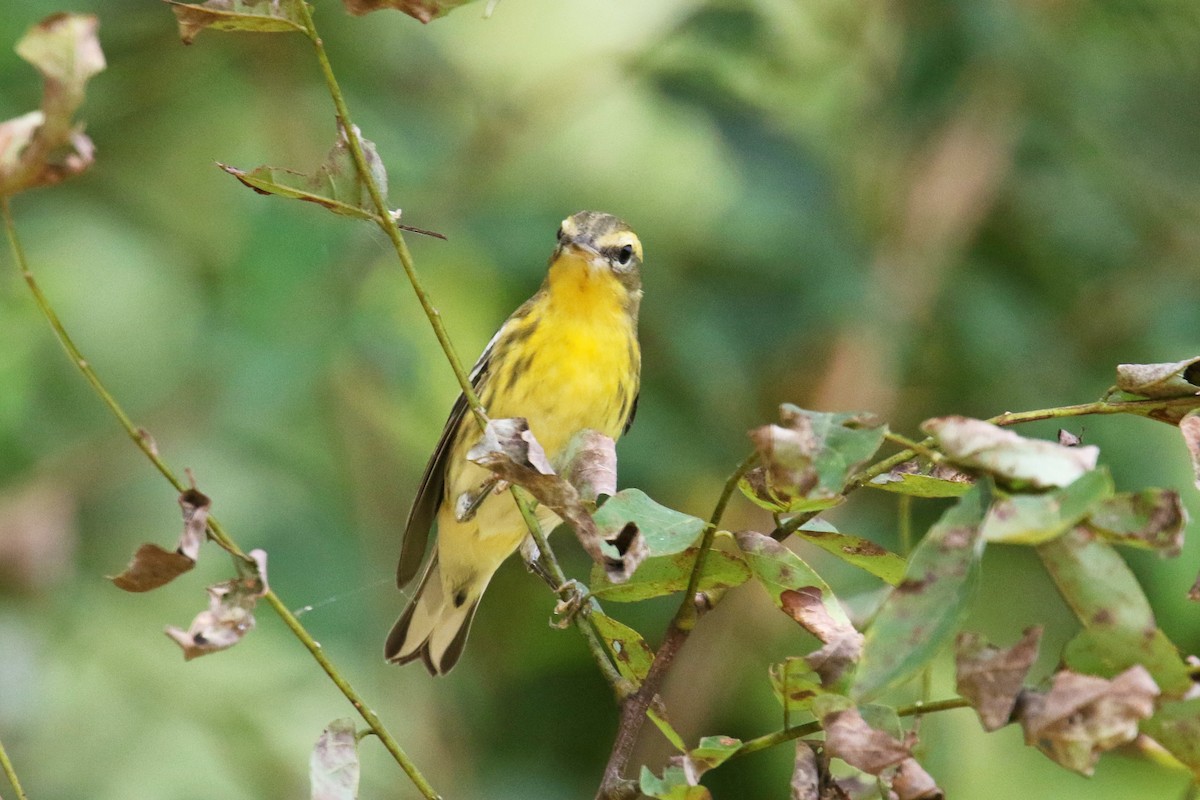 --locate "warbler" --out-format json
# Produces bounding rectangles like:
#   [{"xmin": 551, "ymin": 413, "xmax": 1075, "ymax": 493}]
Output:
[{"xmin": 384, "ymin": 211, "xmax": 644, "ymax": 675}]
